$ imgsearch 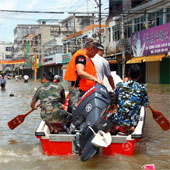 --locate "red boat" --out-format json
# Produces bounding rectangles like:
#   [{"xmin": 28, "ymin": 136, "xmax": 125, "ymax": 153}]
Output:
[{"xmin": 35, "ymin": 106, "xmax": 145, "ymax": 156}]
